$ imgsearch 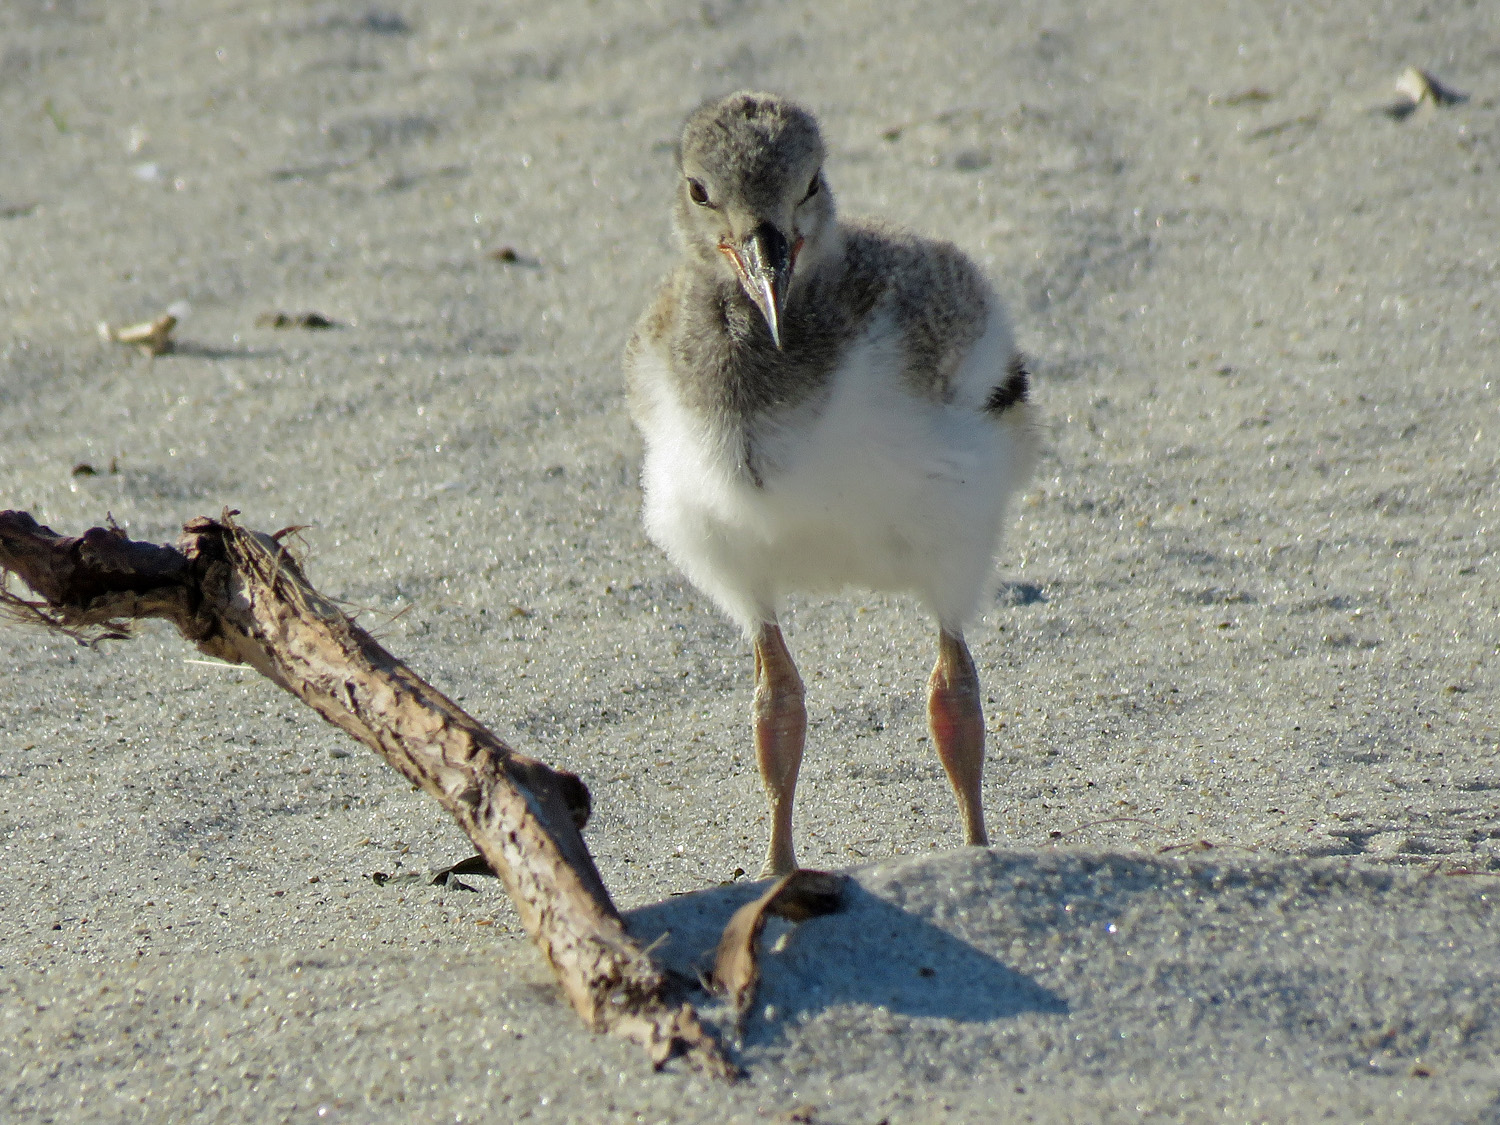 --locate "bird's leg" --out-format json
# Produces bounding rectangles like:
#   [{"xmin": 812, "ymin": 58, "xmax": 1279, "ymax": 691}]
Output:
[
  {"xmin": 753, "ymin": 621, "xmax": 806, "ymax": 877},
  {"xmin": 927, "ymin": 628, "xmax": 988, "ymax": 847}
]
